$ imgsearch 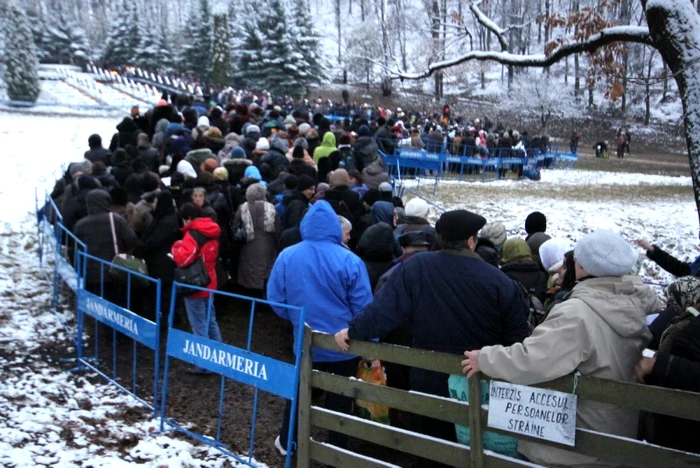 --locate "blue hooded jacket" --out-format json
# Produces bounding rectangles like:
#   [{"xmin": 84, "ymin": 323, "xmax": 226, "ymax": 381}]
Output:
[
  {"xmin": 244, "ymin": 166, "xmax": 268, "ymax": 187},
  {"xmin": 267, "ymin": 200, "xmax": 373, "ymax": 362}
]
